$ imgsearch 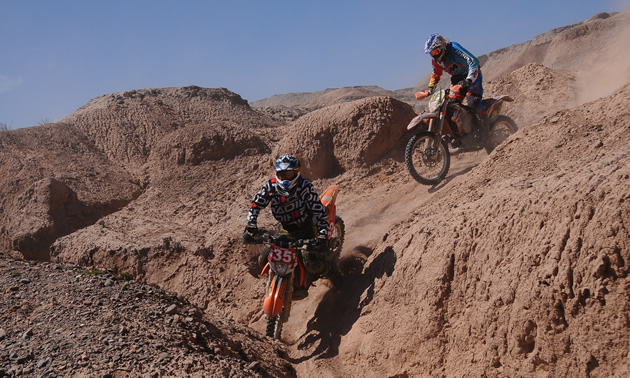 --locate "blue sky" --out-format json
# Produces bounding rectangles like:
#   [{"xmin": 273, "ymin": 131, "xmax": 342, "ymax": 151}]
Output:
[{"xmin": 1, "ymin": 0, "xmax": 629, "ymax": 129}]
